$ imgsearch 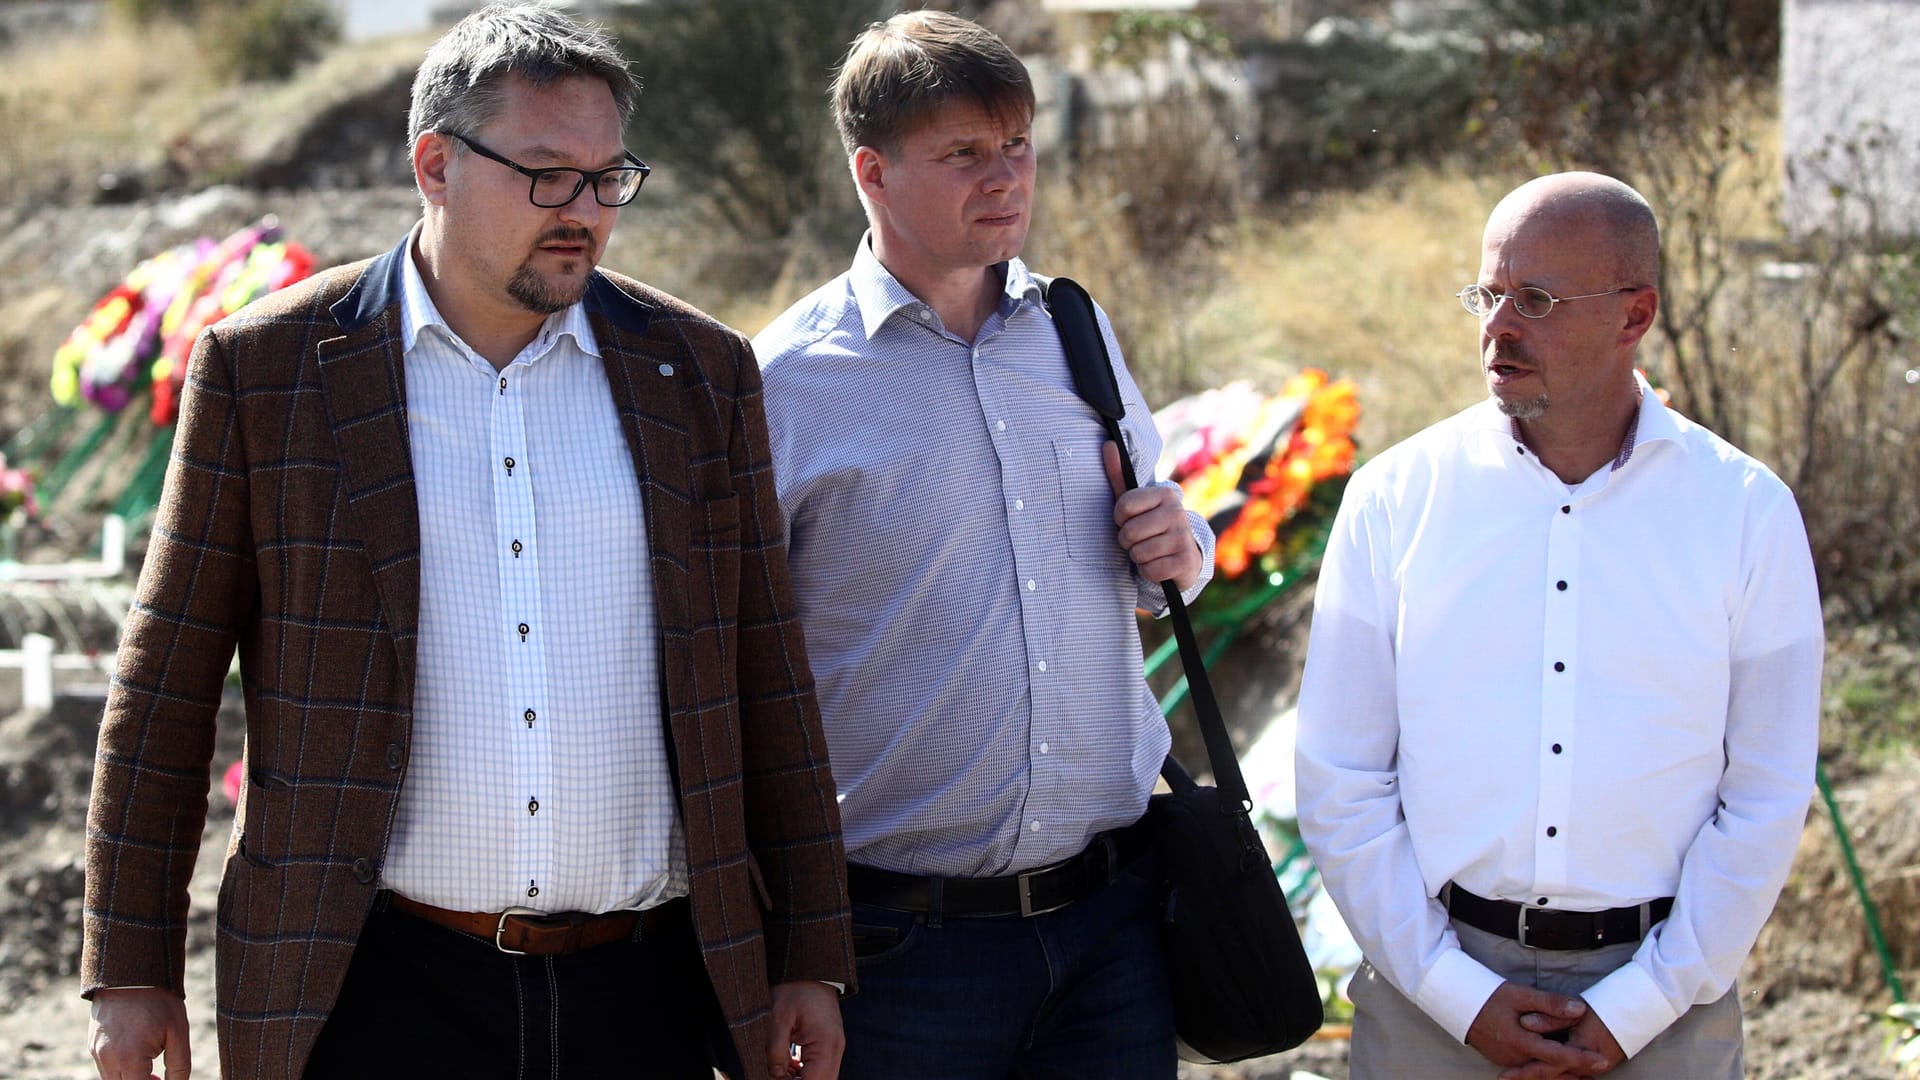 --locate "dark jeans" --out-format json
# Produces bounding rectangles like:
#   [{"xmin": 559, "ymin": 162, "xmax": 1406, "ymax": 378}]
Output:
[
  {"xmin": 304, "ymin": 896, "xmax": 726, "ymax": 1080},
  {"xmin": 840, "ymin": 851, "xmax": 1176, "ymax": 1080}
]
